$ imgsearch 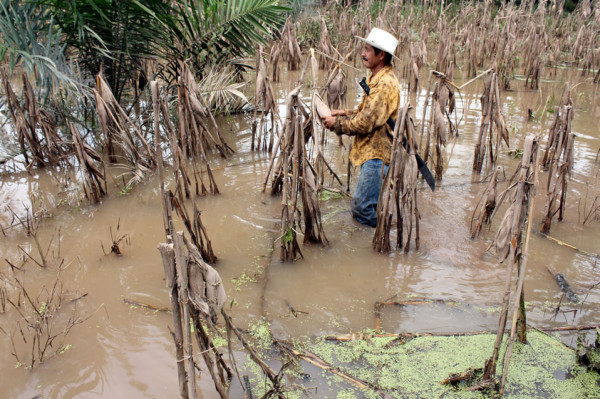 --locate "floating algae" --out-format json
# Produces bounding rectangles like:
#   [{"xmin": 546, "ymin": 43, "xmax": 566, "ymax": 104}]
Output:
[{"xmin": 303, "ymin": 330, "xmax": 600, "ymax": 398}]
